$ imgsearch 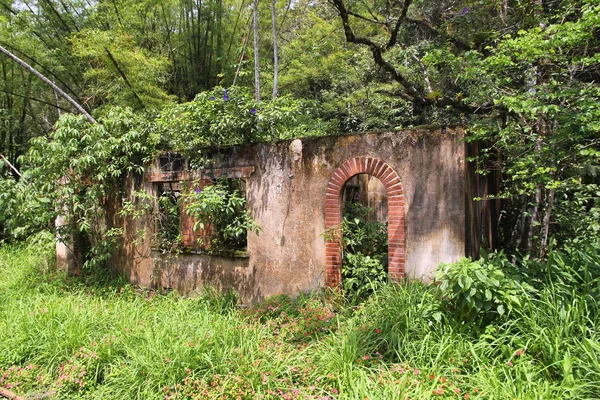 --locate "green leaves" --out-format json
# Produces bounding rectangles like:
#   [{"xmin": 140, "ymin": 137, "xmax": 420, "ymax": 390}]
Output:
[
  {"xmin": 435, "ymin": 253, "xmax": 530, "ymax": 323},
  {"xmin": 340, "ymin": 202, "xmax": 388, "ymax": 303},
  {"xmin": 1, "ymin": 107, "xmax": 155, "ymax": 266},
  {"xmin": 71, "ymin": 29, "xmax": 173, "ymax": 110},
  {"xmin": 183, "ymin": 180, "xmax": 260, "ymax": 254},
  {"xmin": 154, "ymin": 86, "xmax": 324, "ymax": 162}
]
